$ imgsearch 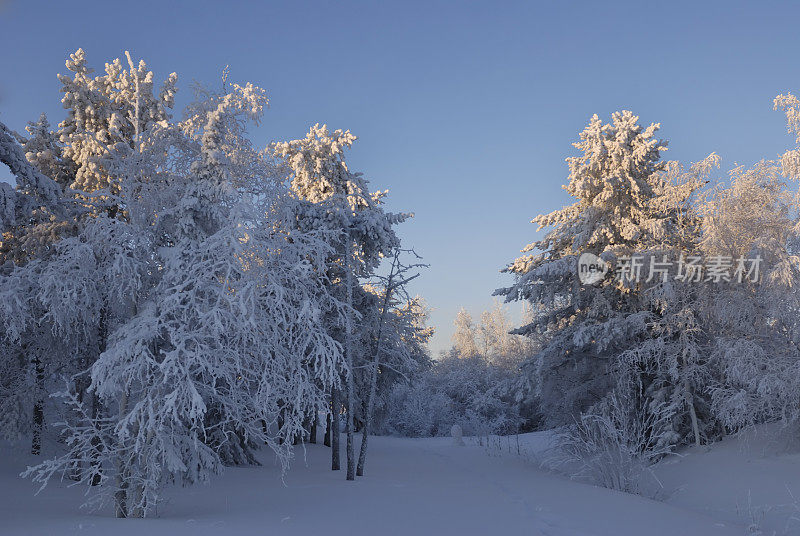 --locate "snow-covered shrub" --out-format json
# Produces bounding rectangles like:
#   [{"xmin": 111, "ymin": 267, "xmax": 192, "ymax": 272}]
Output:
[
  {"xmin": 548, "ymin": 391, "xmax": 674, "ymax": 496},
  {"xmin": 385, "ymin": 382, "xmax": 454, "ymax": 437},
  {"xmin": 381, "ymin": 355, "xmax": 522, "ymax": 438}
]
